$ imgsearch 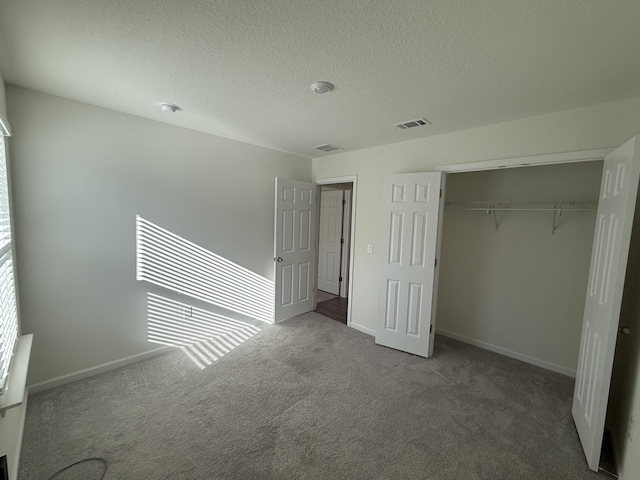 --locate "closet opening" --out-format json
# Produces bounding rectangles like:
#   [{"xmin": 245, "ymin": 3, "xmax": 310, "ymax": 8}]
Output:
[
  {"xmin": 435, "ymin": 156, "xmax": 640, "ymax": 472},
  {"xmin": 436, "ymin": 160, "xmax": 603, "ymax": 377}
]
